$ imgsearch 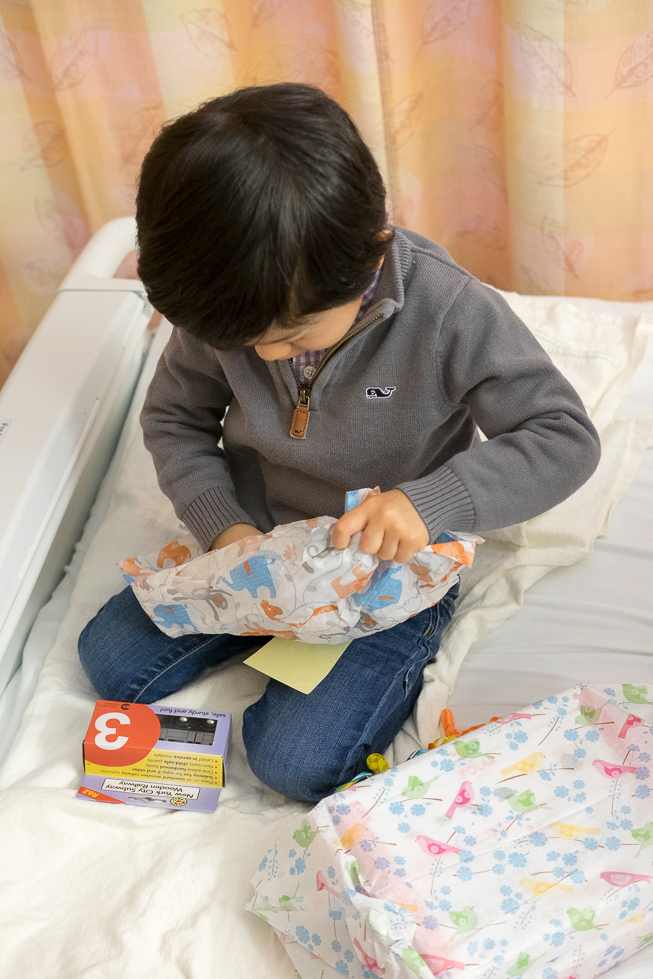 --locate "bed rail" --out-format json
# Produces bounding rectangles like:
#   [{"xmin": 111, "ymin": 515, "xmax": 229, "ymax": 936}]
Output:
[{"xmin": 0, "ymin": 218, "xmax": 153, "ymax": 698}]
